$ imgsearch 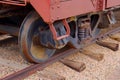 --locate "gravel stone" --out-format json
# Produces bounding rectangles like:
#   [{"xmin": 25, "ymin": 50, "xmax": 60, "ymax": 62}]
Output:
[{"xmin": 1, "ymin": 35, "xmax": 120, "ymax": 80}]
